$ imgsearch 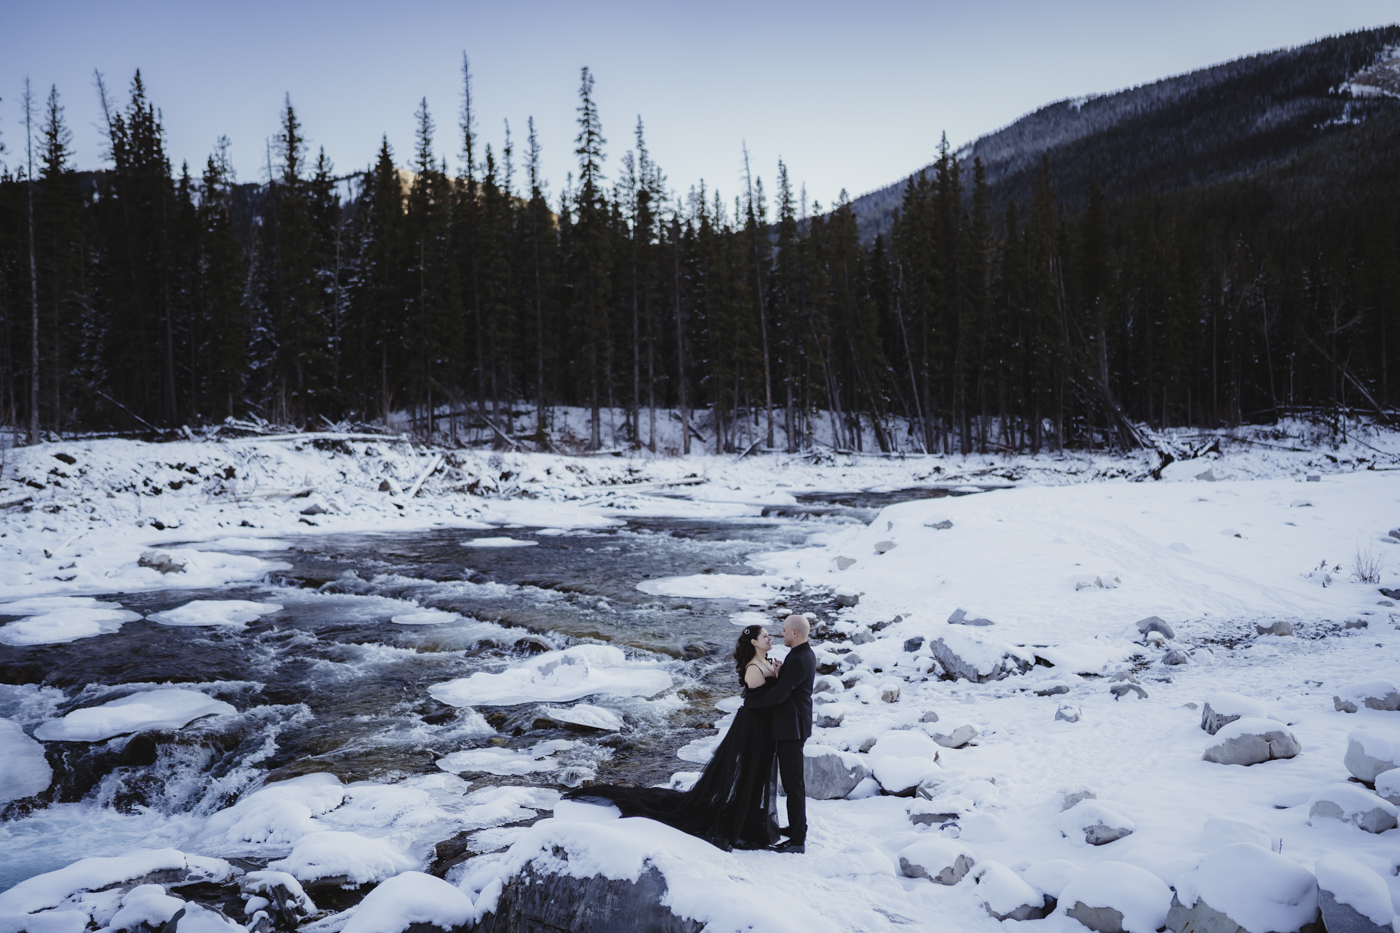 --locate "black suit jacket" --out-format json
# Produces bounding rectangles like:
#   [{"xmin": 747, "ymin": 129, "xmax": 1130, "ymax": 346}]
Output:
[{"xmin": 743, "ymin": 641, "xmax": 816, "ymax": 741}]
